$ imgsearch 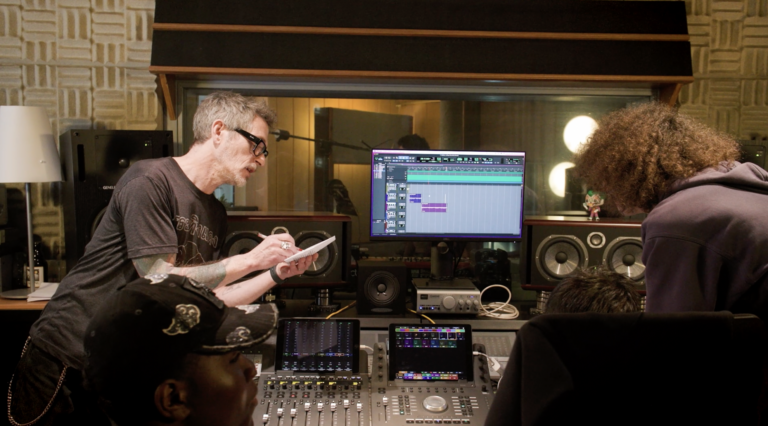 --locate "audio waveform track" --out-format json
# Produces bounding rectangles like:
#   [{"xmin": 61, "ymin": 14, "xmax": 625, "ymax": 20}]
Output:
[
  {"xmin": 421, "ymin": 202, "xmax": 447, "ymax": 213},
  {"xmin": 405, "ymin": 183, "xmax": 522, "ymax": 235}
]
